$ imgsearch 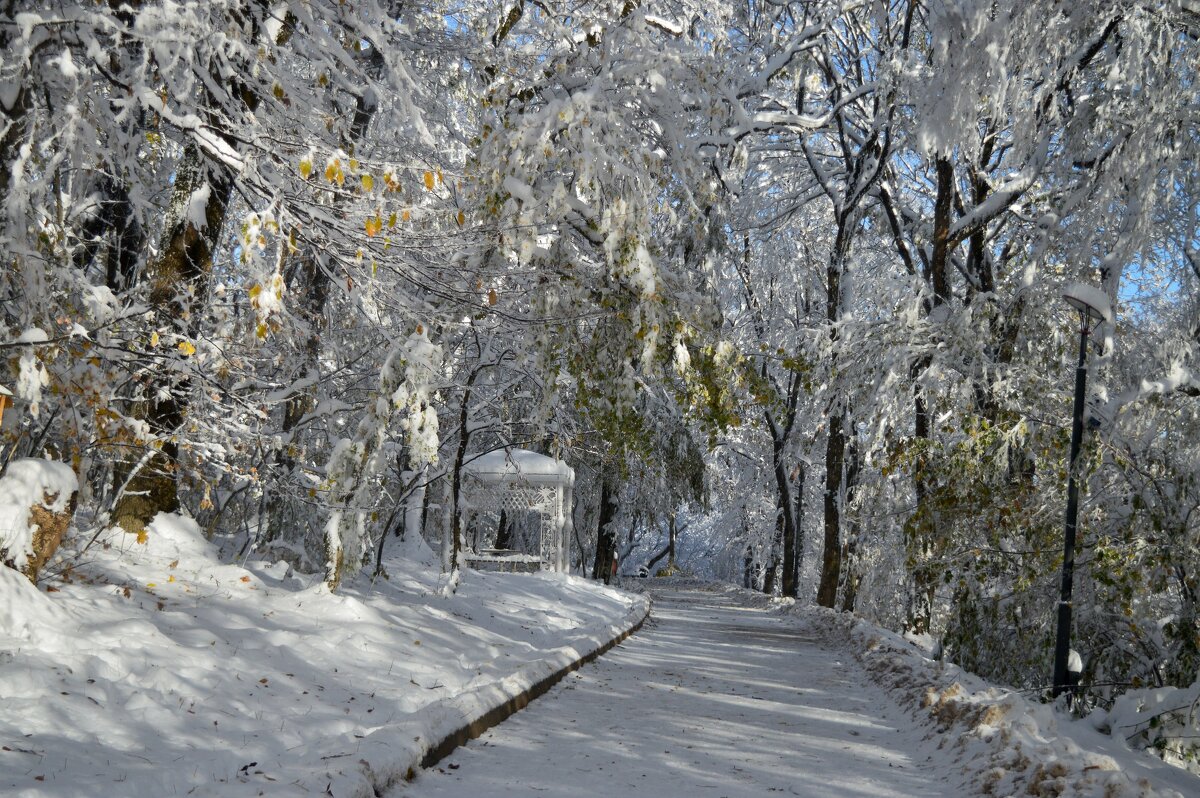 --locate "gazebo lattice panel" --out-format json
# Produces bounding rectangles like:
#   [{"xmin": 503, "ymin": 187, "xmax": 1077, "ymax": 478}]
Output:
[{"xmin": 458, "ymin": 449, "xmax": 574, "ymax": 573}]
